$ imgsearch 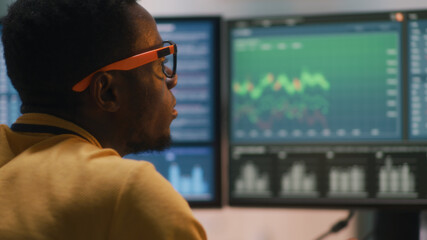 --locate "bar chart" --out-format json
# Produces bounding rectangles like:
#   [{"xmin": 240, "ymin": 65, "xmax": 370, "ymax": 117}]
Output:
[
  {"xmin": 125, "ymin": 146, "xmax": 215, "ymax": 201},
  {"xmin": 168, "ymin": 163, "xmax": 209, "ymax": 196},
  {"xmin": 377, "ymin": 156, "xmax": 417, "ymax": 198},
  {"xmin": 328, "ymin": 165, "xmax": 367, "ymax": 197},
  {"xmin": 279, "ymin": 160, "xmax": 319, "ymax": 197},
  {"xmin": 234, "ymin": 161, "xmax": 272, "ymax": 197}
]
